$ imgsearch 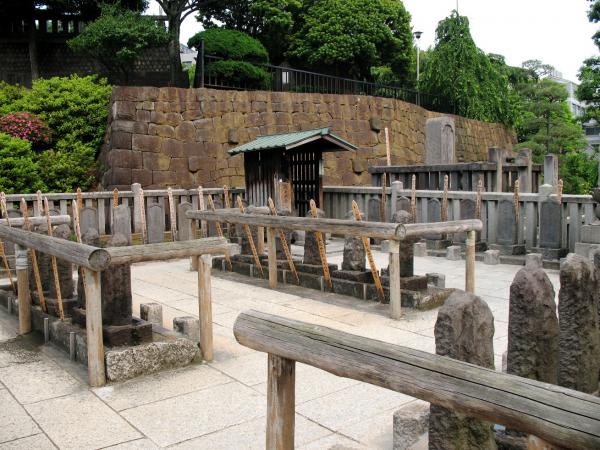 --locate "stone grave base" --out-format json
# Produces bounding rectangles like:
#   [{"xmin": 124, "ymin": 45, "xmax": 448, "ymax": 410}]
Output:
[
  {"xmin": 330, "ymin": 269, "xmax": 373, "ymax": 283},
  {"xmin": 574, "ymin": 242, "xmax": 600, "ymax": 259},
  {"xmin": 530, "ymin": 246, "xmax": 567, "ymax": 260},
  {"xmin": 0, "ymin": 289, "xmax": 200, "ymax": 383},
  {"xmin": 488, "ymin": 243, "xmax": 526, "ymax": 256},
  {"xmin": 455, "ymin": 241, "xmax": 488, "ymax": 252},
  {"xmin": 213, "ymin": 256, "xmax": 454, "ymax": 310},
  {"xmin": 72, "ymin": 307, "xmax": 152, "ymax": 347},
  {"xmin": 31, "ymin": 293, "xmax": 78, "ymax": 318},
  {"xmin": 425, "ymin": 239, "xmax": 452, "ymax": 250}
]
